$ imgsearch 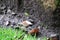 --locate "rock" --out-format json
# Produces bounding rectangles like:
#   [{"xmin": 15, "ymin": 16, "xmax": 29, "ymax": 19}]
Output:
[
  {"xmin": 0, "ymin": 15, "xmax": 4, "ymax": 20},
  {"xmin": 0, "ymin": 5, "xmax": 6, "ymax": 10},
  {"xmin": 19, "ymin": 20, "xmax": 33, "ymax": 27},
  {"xmin": 27, "ymin": 19, "xmax": 34, "ymax": 23},
  {"xmin": 7, "ymin": 9, "xmax": 12, "ymax": 14},
  {"xmin": 17, "ymin": 15, "xmax": 22, "ymax": 18},
  {"xmin": 50, "ymin": 34, "xmax": 57, "ymax": 37},
  {"xmin": 48, "ymin": 34, "xmax": 59, "ymax": 40},
  {"xmin": 48, "ymin": 37, "xmax": 59, "ymax": 40},
  {"xmin": 20, "ymin": 26, "xmax": 27, "ymax": 31},
  {"xmin": 2, "ymin": 10, "xmax": 6, "ymax": 14},
  {"xmin": 3, "ymin": 15, "xmax": 9, "ymax": 21},
  {"xmin": 26, "ymin": 27, "xmax": 32, "ymax": 31},
  {"xmin": 11, "ymin": 22, "xmax": 16, "ymax": 27},
  {"xmin": 4, "ymin": 21, "xmax": 10, "ymax": 26},
  {"xmin": 7, "ymin": 9, "xmax": 11, "ymax": 13},
  {"xmin": 11, "ymin": 12, "xmax": 16, "ymax": 15},
  {"xmin": 7, "ymin": 8, "xmax": 17, "ymax": 16},
  {"xmin": 0, "ymin": 20, "xmax": 3, "ymax": 25}
]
